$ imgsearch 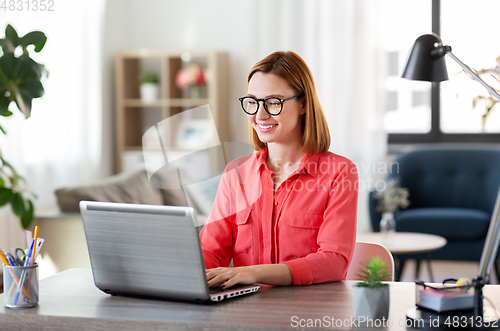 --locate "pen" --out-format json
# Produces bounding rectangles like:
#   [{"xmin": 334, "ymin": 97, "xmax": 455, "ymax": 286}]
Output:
[
  {"xmin": 0, "ymin": 248, "xmax": 31, "ymax": 299},
  {"xmin": 1, "ymin": 250, "xmax": 16, "ymax": 267},
  {"xmin": 30, "ymin": 226, "xmax": 39, "ymax": 266},
  {"xmin": 13, "ymin": 238, "xmax": 35, "ymax": 304}
]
